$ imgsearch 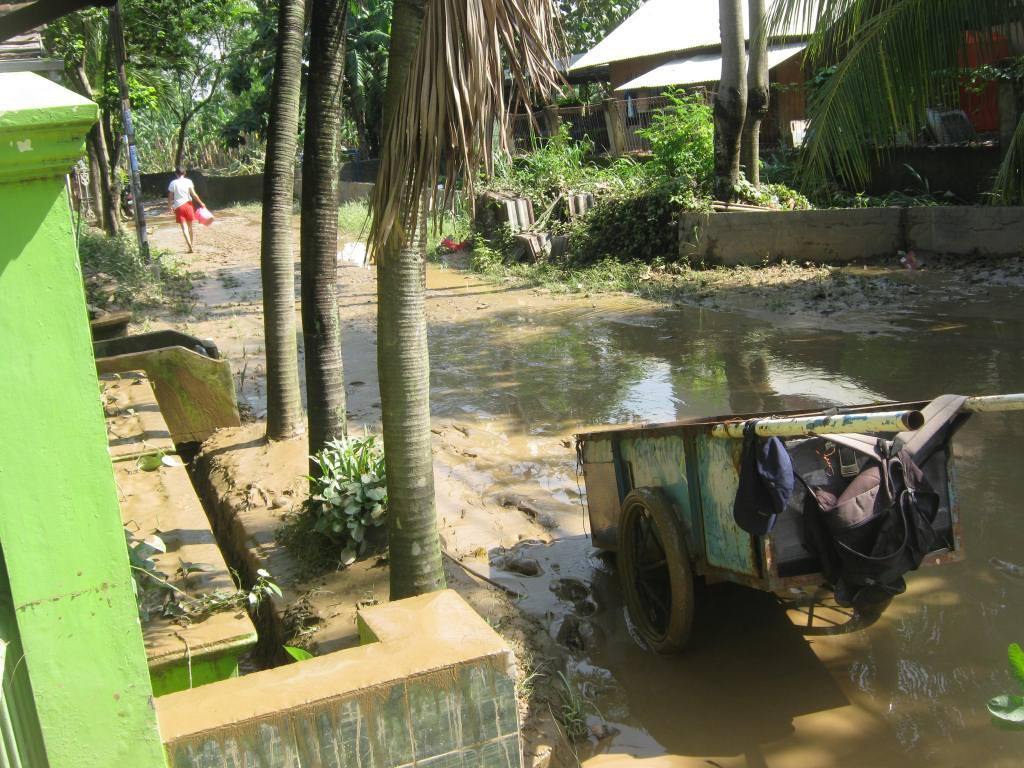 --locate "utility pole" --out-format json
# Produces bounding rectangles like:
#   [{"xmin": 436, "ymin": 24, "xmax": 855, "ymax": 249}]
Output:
[{"xmin": 109, "ymin": 1, "xmax": 150, "ymax": 262}]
